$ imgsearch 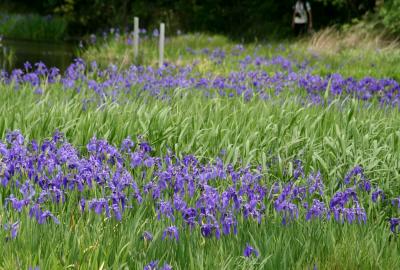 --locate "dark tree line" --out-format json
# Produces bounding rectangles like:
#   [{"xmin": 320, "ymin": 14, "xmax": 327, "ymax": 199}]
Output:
[{"xmin": 2, "ymin": 0, "xmax": 396, "ymax": 38}]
